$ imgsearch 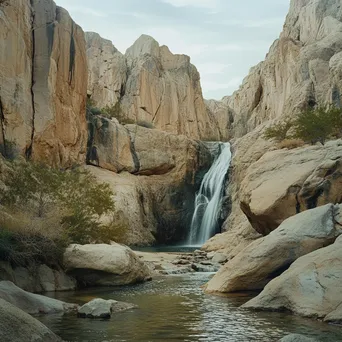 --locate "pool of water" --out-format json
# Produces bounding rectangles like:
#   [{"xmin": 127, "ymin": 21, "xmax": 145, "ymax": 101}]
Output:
[
  {"xmin": 39, "ymin": 273, "xmax": 342, "ymax": 342},
  {"xmin": 132, "ymin": 245, "xmax": 200, "ymax": 253}
]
